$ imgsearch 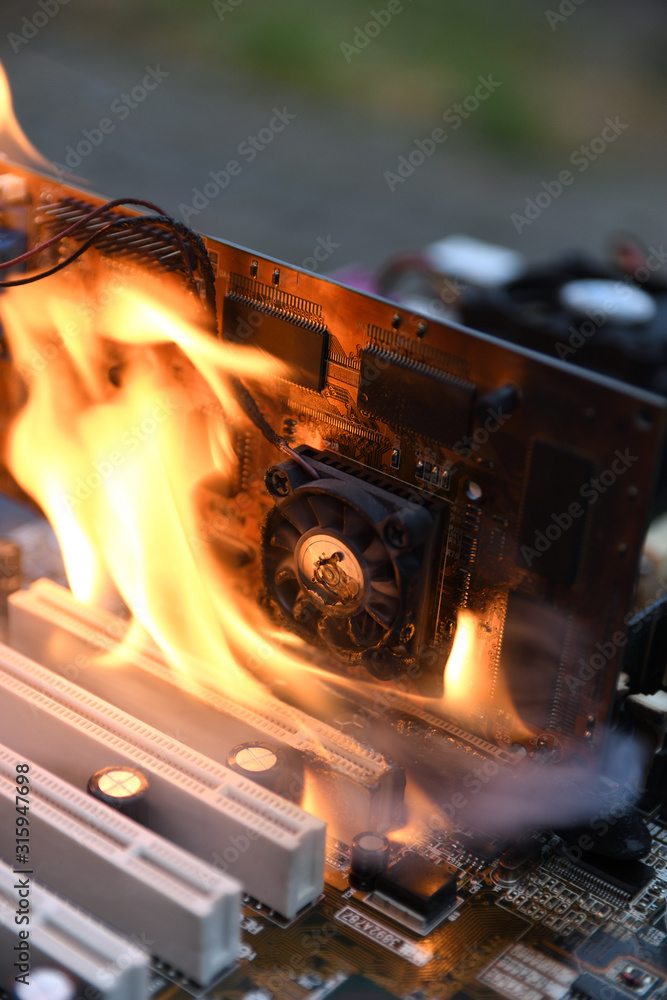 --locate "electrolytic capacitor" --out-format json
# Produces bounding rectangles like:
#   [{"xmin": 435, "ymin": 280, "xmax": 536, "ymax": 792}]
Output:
[
  {"xmin": 227, "ymin": 741, "xmax": 304, "ymax": 802},
  {"xmin": 87, "ymin": 765, "xmax": 149, "ymax": 824},
  {"xmin": 349, "ymin": 831, "xmax": 390, "ymax": 890}
]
